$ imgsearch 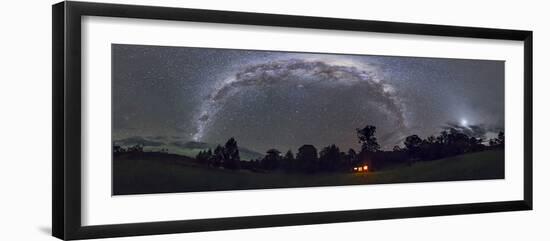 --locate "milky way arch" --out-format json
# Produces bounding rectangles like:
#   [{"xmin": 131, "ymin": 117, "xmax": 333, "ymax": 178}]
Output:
[{"xmin": 191, "ymin": 58, "xmax": 407, "ymax": 141}]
